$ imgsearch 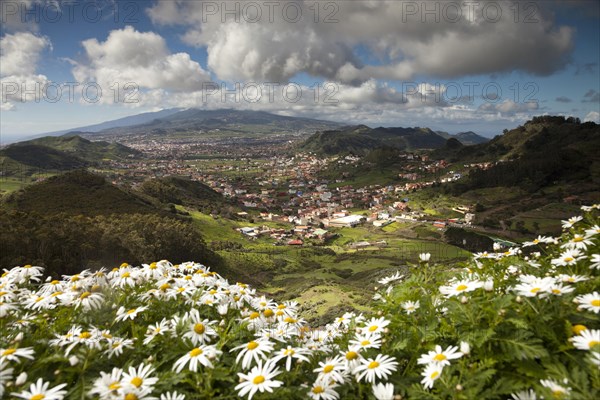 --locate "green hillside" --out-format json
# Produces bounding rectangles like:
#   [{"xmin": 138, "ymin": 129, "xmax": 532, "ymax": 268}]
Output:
[
  {"xmin": 298, "ymin": 125, "xmax": 447, "ymax": 155},
  {"xmin": 139, "ymin": 176, "xmax": 229, "ymax": 213},
  {"xmin": 2, "ymin": 169, "xmax": 159, "ymax": 216},
  {"xmin": 15, "ymin": 135, "xmax": 140, "ymax": 161}
]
